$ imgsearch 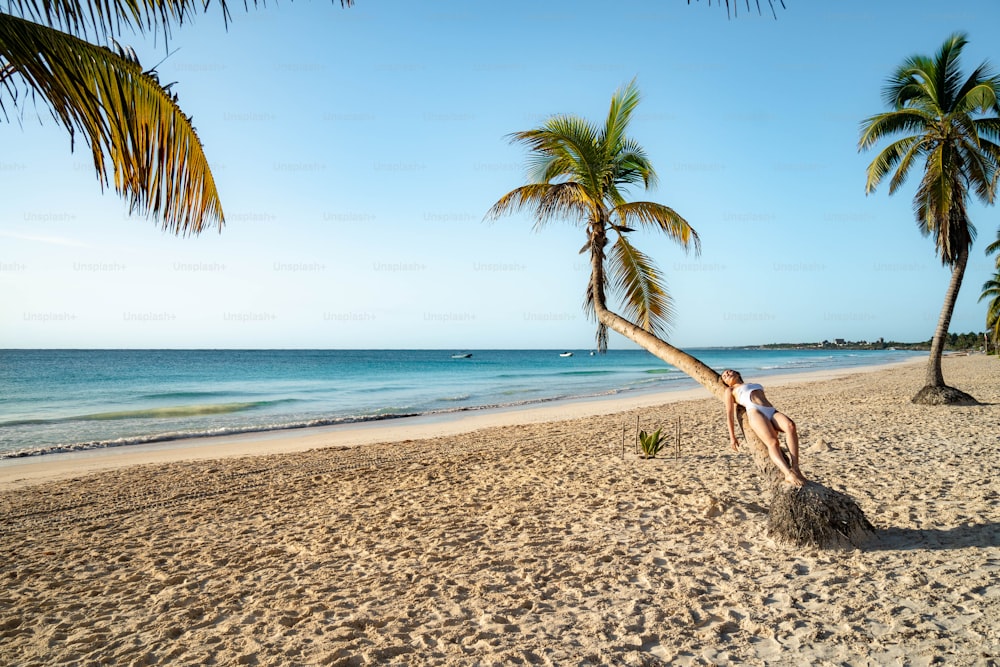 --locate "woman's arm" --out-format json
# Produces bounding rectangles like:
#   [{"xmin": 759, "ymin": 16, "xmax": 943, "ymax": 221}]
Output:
[{"xmin": 724, "ymin": 389, "xmax": 739, "ymax": 451}]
